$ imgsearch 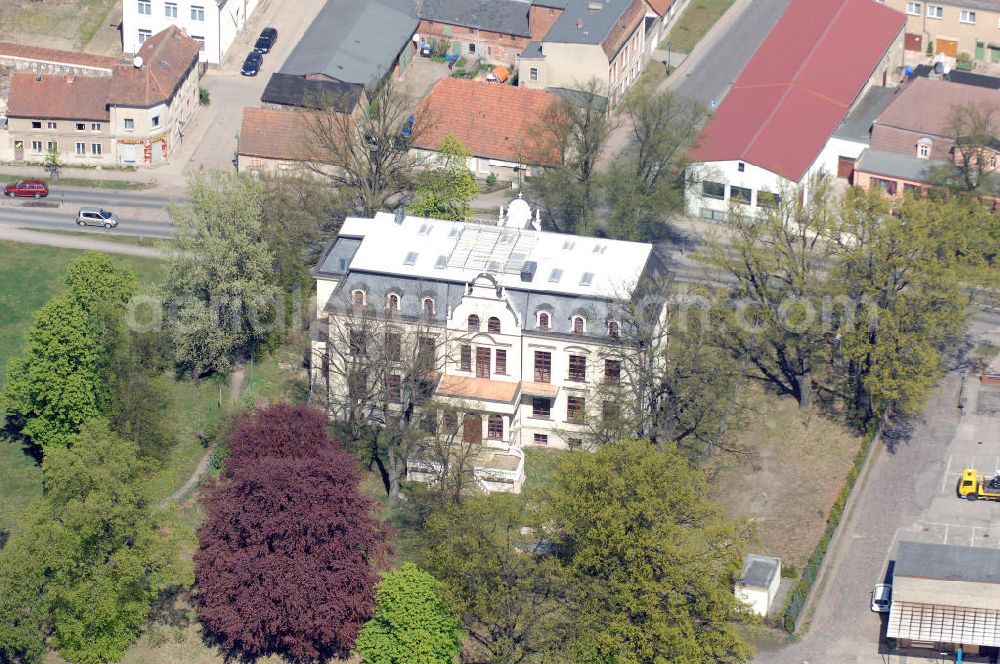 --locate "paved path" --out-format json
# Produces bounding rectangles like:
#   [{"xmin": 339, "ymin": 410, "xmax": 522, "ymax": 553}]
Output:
[{"xmin": 0, "ymin": 226, "xmax": 166, "ymax": 257}]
